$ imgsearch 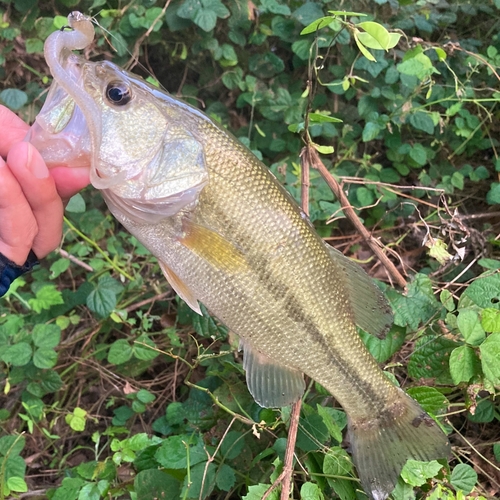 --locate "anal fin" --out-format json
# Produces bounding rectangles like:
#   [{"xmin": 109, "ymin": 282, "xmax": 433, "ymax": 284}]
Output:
[
  {"xmin": 159, "ymin": 261, "xmax": 202, "ymax": 315},
  {"xmin": 241, "ymin": 340, "xmax": 305, "ymax": 408}
]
